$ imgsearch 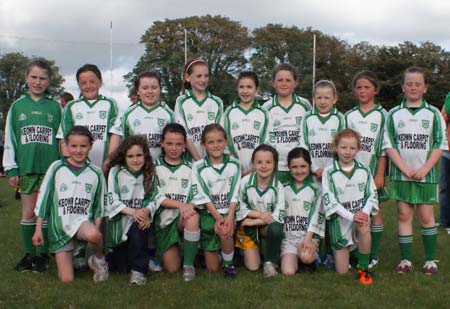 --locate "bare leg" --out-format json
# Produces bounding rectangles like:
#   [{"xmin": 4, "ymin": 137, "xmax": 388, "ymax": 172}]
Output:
[
  {"xmin": 55, "ymin": 251, "xmax": 74, "ymax": 283},
  {"xmin": 281, "ymin": 253, "xmax": 298, "ymax": 275}
]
